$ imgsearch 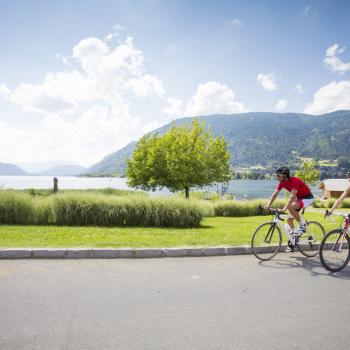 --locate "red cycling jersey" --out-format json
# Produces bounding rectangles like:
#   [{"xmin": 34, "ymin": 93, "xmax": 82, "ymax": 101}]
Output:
[{"xmin": 276, "ymin": 176, "xmax": 312, "ymax": 198}]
